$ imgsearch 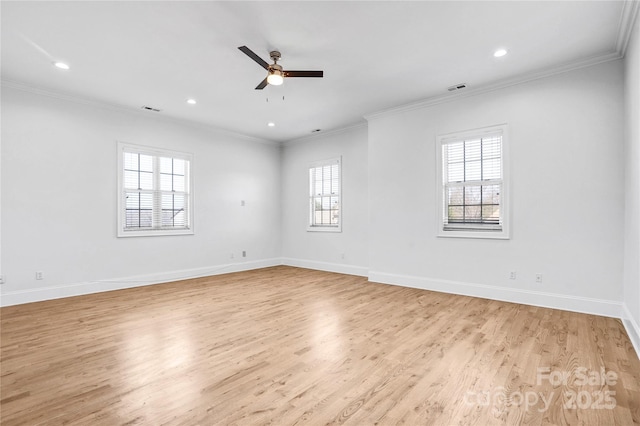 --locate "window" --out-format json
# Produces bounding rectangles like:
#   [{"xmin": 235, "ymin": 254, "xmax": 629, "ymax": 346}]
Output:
[
  {"xmin": 436, "ymin": 125, "xmax": 509, "ymax": 239},
  {"xmin": 308, "ymin": 157, "xmax": 341, "ymax": 232},
  {"xmin": 117, "ymin": 142, "xmax": 193, "ymax": 237}
]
